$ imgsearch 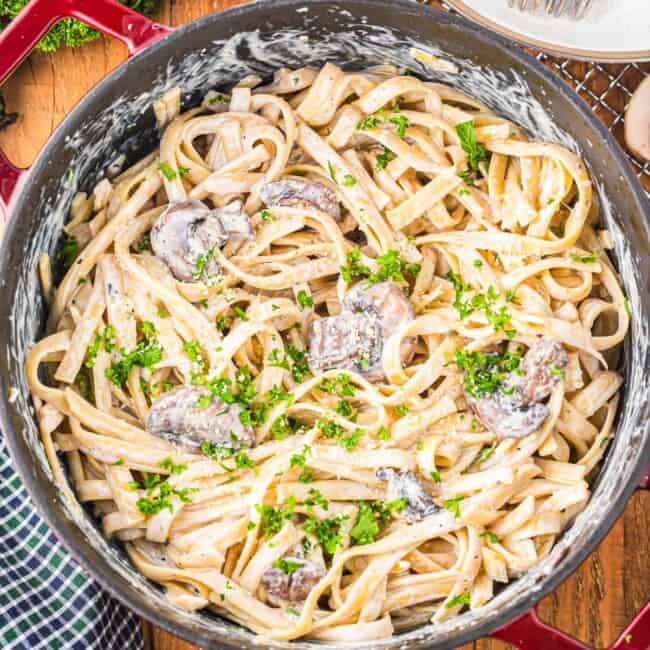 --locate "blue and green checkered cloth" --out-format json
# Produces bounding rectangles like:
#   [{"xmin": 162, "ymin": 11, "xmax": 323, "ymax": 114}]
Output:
[{"xmin": 0, "ymin": 429, "xmax": 143, "ymax": 649}]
